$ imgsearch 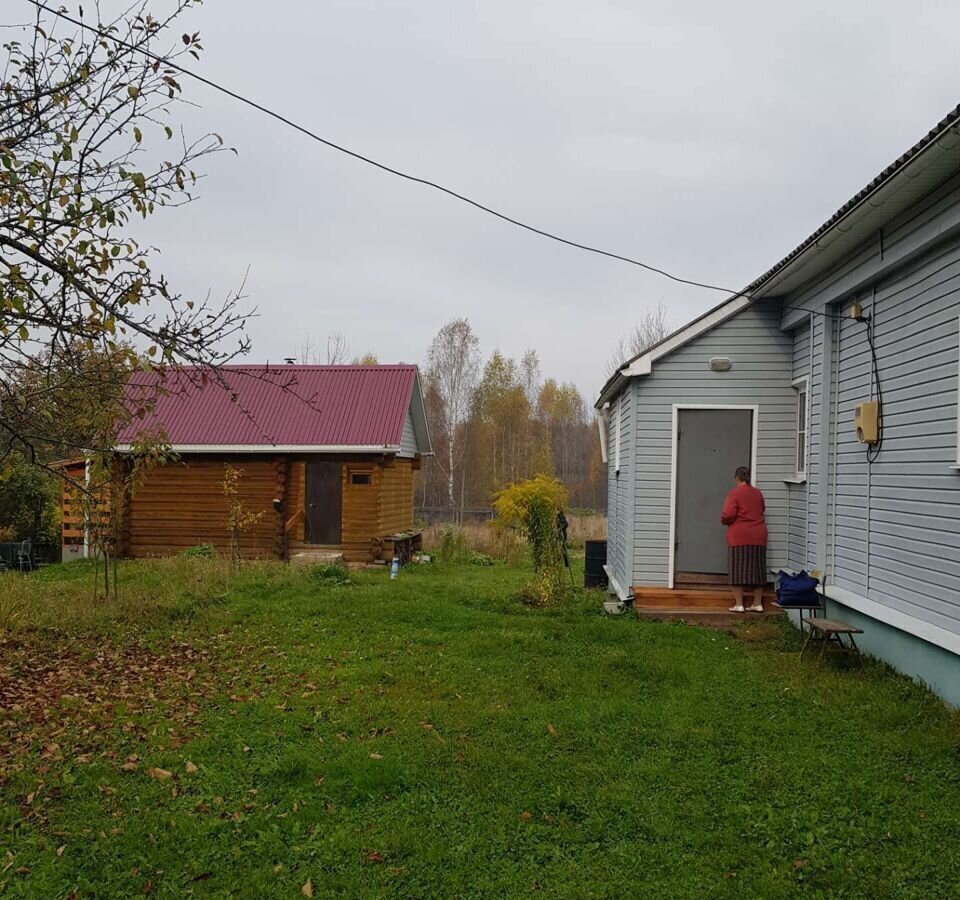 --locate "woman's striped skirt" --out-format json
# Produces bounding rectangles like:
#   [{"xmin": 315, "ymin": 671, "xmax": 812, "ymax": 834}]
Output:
[{"xmin": 728, "ymin": 545, "xmax": 767, "ymax": 587}]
